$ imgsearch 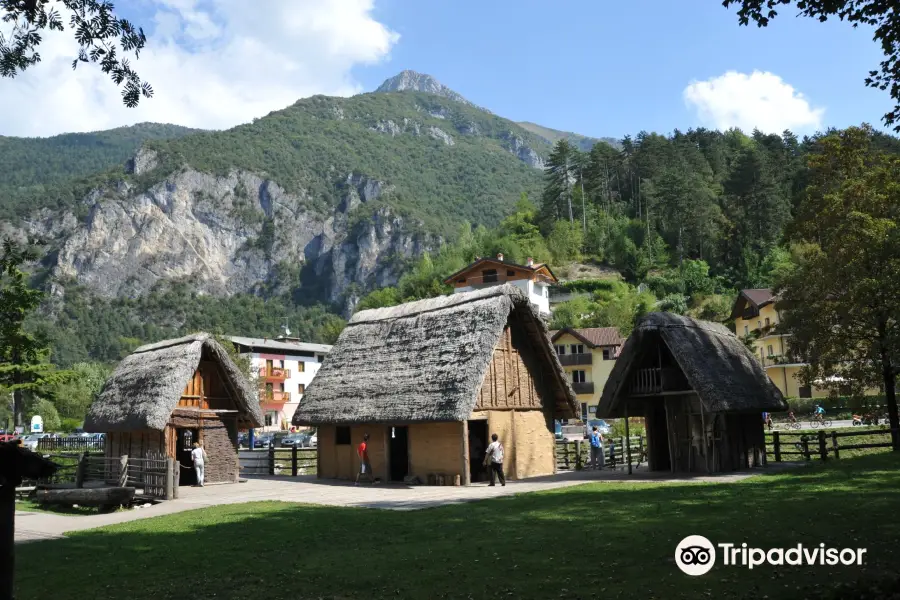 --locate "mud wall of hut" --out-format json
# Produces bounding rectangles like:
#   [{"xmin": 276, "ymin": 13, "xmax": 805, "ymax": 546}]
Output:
[
  {"xmin": 105, "ymin": 430, "xmax": 165, "ymax": 460},
  {"xmin": 168, "ymin": 411, "xmax": 239, "ymax": 484}
]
